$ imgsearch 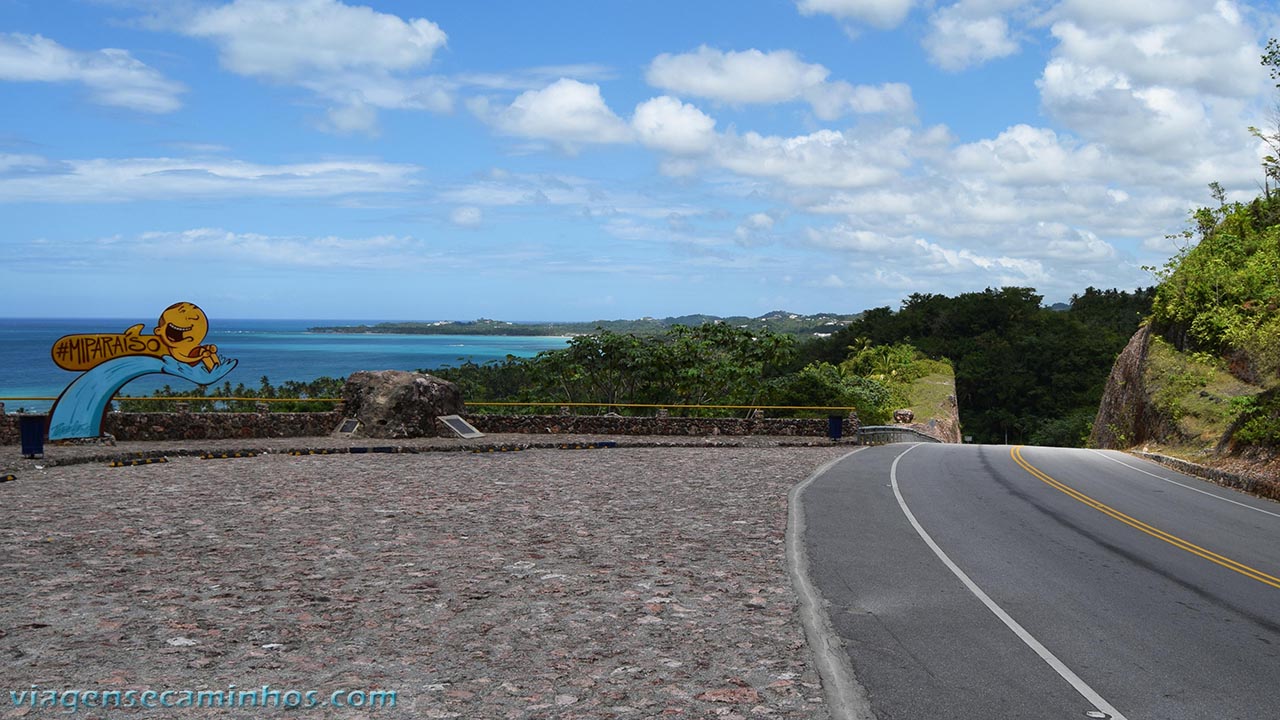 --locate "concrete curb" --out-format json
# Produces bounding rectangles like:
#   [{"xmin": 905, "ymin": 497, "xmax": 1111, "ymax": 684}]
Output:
[
  {"xmin": 785, "ymin": 448, "xmax": 876, "ymax": 720},
  {"xmin": 1131, "ymin": 451, "xmax": 1280, "ymax": 502}
]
